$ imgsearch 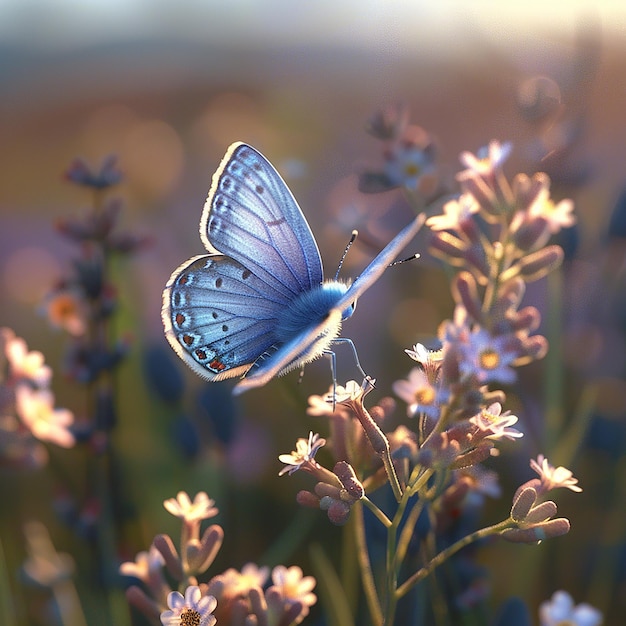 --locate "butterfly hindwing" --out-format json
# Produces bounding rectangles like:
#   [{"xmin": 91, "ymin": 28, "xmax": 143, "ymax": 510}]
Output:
[
  {"xmin": 162, "ymin": 254, "xmax": 289, "ymax": 381},
  {"xmin": 200, "ymin": 143, "xmax": 323, "ymax": 298}
]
